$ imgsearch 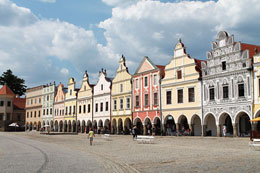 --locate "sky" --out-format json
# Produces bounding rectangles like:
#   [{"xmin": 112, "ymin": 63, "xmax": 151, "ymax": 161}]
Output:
[{"xmin": 0, "ymin": 0, "xmax": 260, "ymax": 89}]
